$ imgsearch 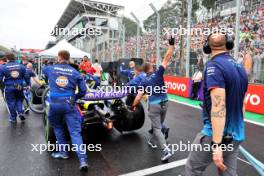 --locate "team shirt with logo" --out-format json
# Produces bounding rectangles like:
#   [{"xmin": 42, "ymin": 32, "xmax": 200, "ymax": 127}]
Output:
[
  {"xmin": 0, "ymin": 61, "xmax": 26, "ymax": 87},
  {"xmin": 139, "ymin": 66, "xmax": 168, "ymax": 105},
  {"xmin": 43, "ymin": 63, "xmax": 87, "ymax": 99},
  {"xmin": 202, "ymin": 52, "xmax": 248, "ymax": 141}
]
